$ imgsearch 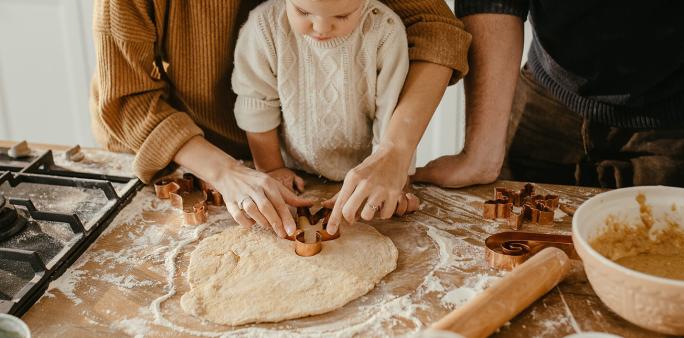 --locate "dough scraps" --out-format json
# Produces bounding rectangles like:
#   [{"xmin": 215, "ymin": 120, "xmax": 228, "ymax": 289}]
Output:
[{"xmin": 180, "ymin": 223, "xmax": 398, "ymax": 325}]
